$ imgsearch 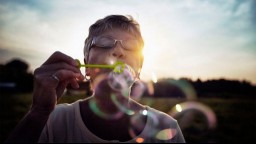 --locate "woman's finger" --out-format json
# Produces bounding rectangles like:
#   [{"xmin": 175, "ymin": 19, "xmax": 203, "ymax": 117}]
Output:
[
  {"xmin": 56, "ymin": 81, "xmax": 69, "ymax": 99},
  {"xmin": 38, "ymin": 62, "xmax": 81, "ymax": 74},
  {"xmin": 54, "ymin": 70, "xmax": 83, "ymax": 83},
  {"xmin": 42, "ymin": 51, "xmax": 78, "ymax": 67}
]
